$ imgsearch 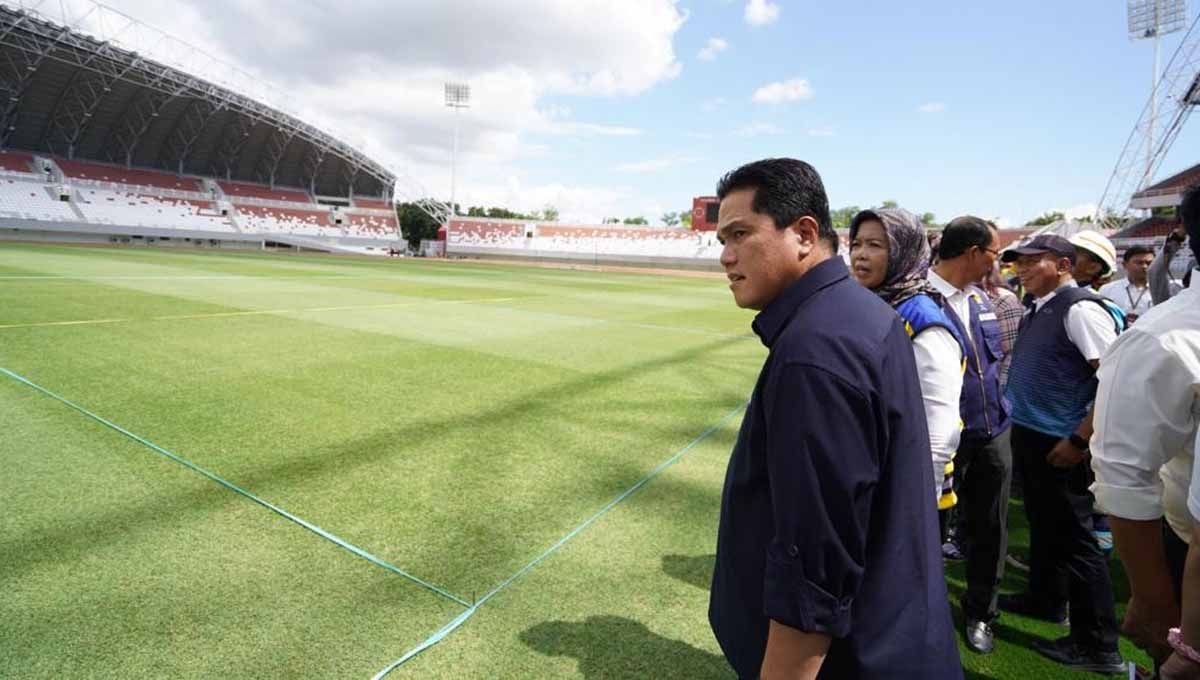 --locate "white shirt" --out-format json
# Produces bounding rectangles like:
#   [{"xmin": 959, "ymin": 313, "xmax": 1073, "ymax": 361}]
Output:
[
  {"xmin": 928, "ymin": 269, "xmax": 972, "ymax": 341},
  {"xmin": 912, "ymin": 325, "xmax": 964, "ymax": 499},
  {"xmin": 1190, "ymin": 436, "xmax": 1200, "ymax": 523},
  {"xmin": 1099, "ymin": 279, "xmax": 1154, "ymax": 318},
  {"xmin": 1091, "ymin": 282, "xmax": 1200, "ymax": 543},
  {"xmin": 1030, "ymin": 281, "xmax": 1119, "ymax": 361}
]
